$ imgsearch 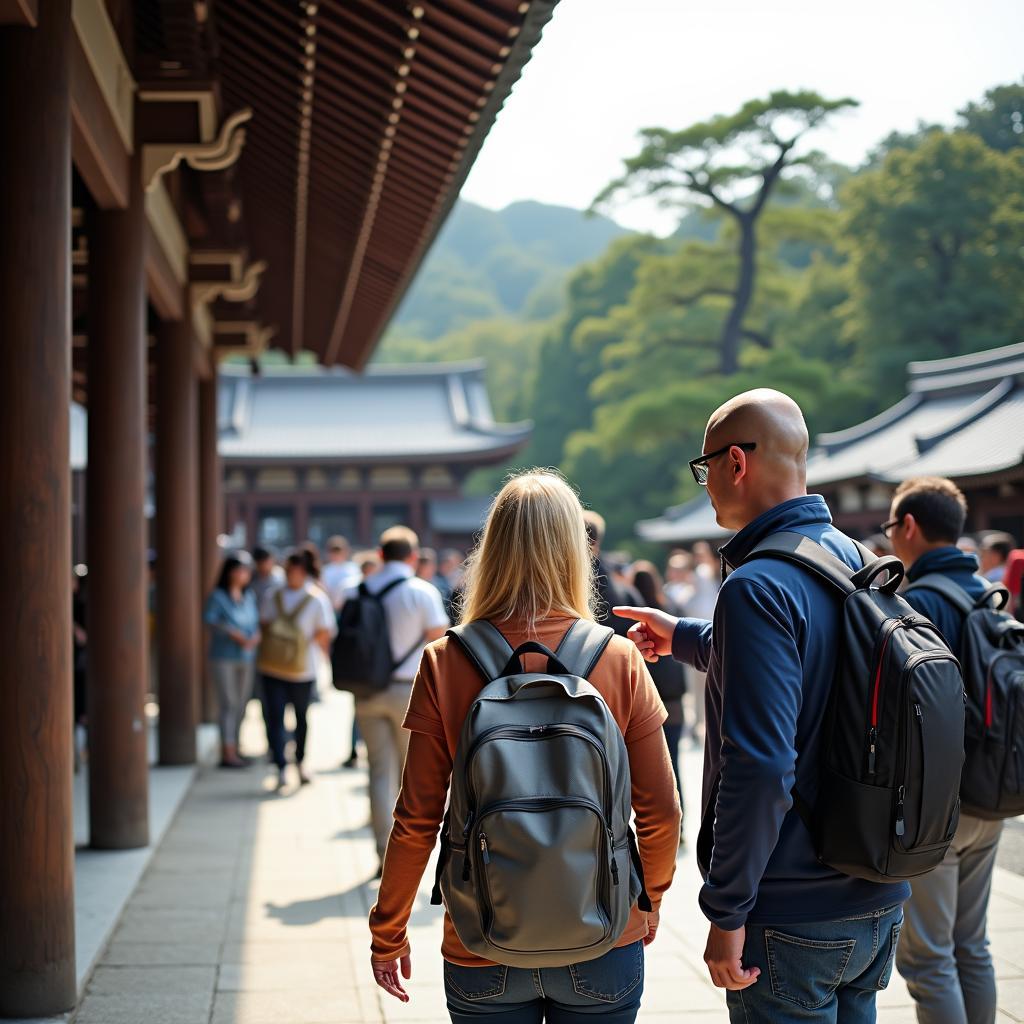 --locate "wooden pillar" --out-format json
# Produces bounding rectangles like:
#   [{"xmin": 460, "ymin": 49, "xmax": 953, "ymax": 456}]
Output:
[
  {"xmin": 198, "ymin": 372, "xmax": 221, "ymax": 724},
  {"xmin": 156, "ymin": 310, "xmax": 200, "ymax": 764},
  {"xmin": 0, "ymin": 0, "xmax": 77, "ymax": 1014},
  {"xmin": 85, "ymin": 153, "xmax": 150, "ymax": 849}
]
